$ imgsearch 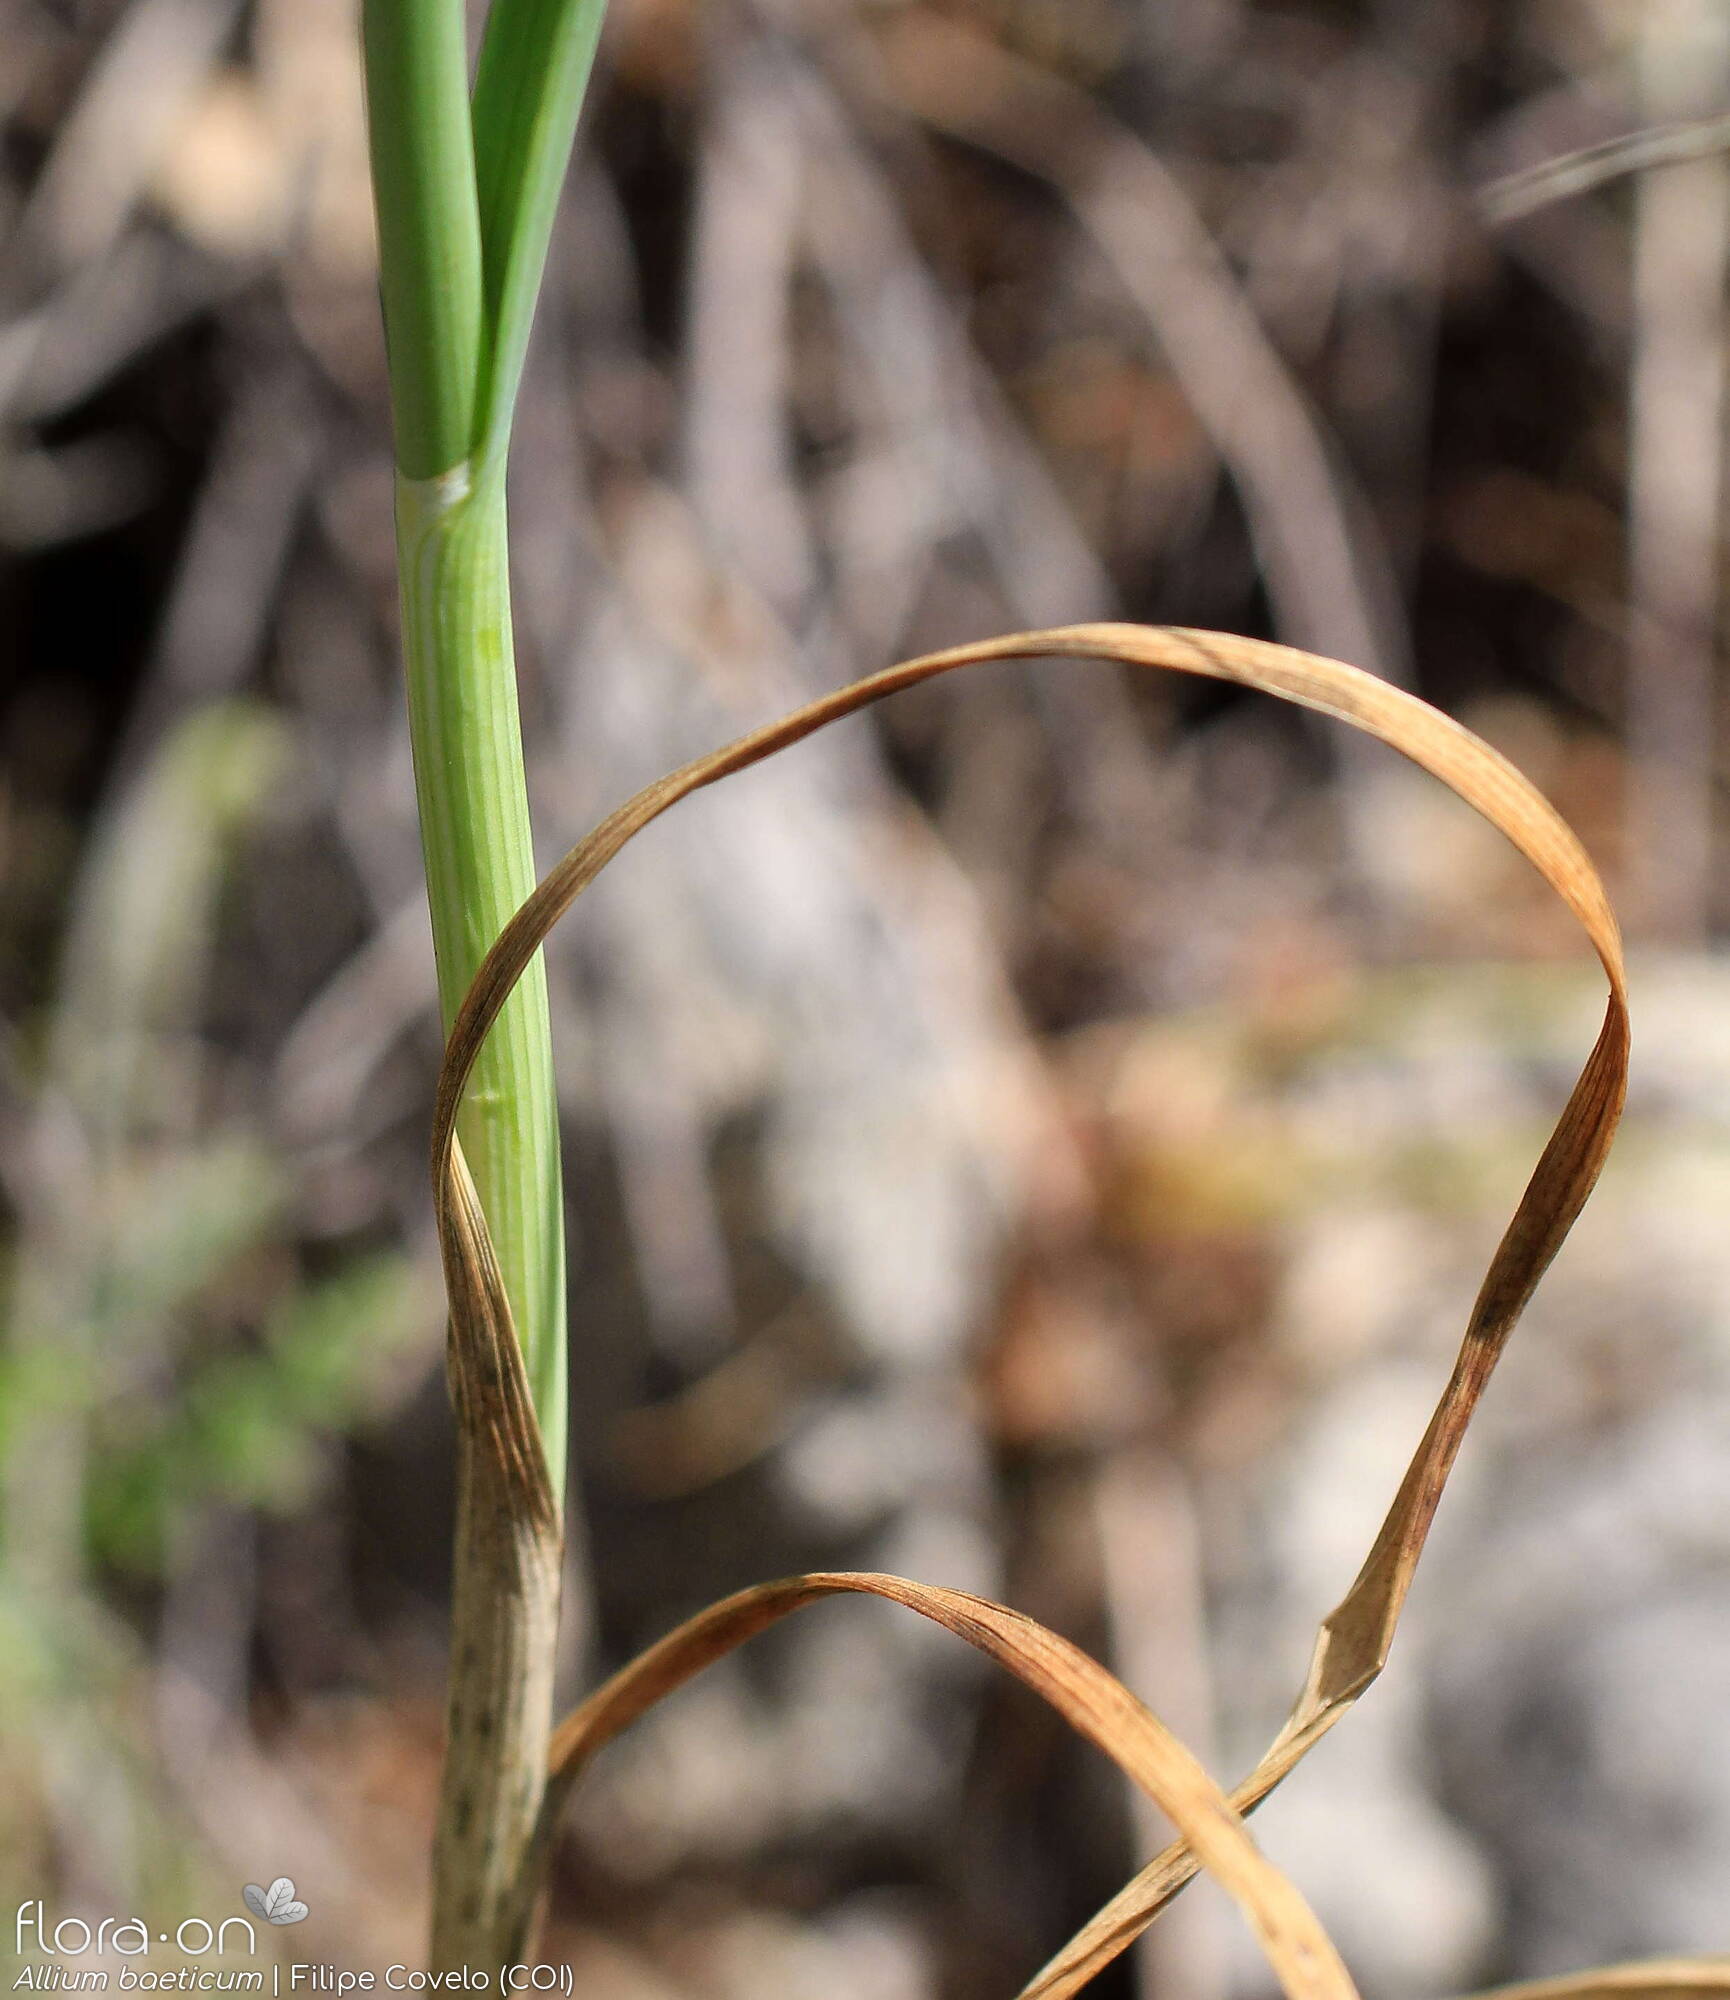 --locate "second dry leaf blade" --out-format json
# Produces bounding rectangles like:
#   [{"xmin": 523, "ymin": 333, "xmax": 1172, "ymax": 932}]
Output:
[
  {"xmin": 429, "ymin": 622, "xmax": 1629, "ymax": 1995},
  {"xmin": 540, "ymin": 1569, "xmax": 1358, "ymax": 2000},
  {"xmin": 1464, "ymin": 1963, "xmax": 1730, "ymax": 2000}
]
